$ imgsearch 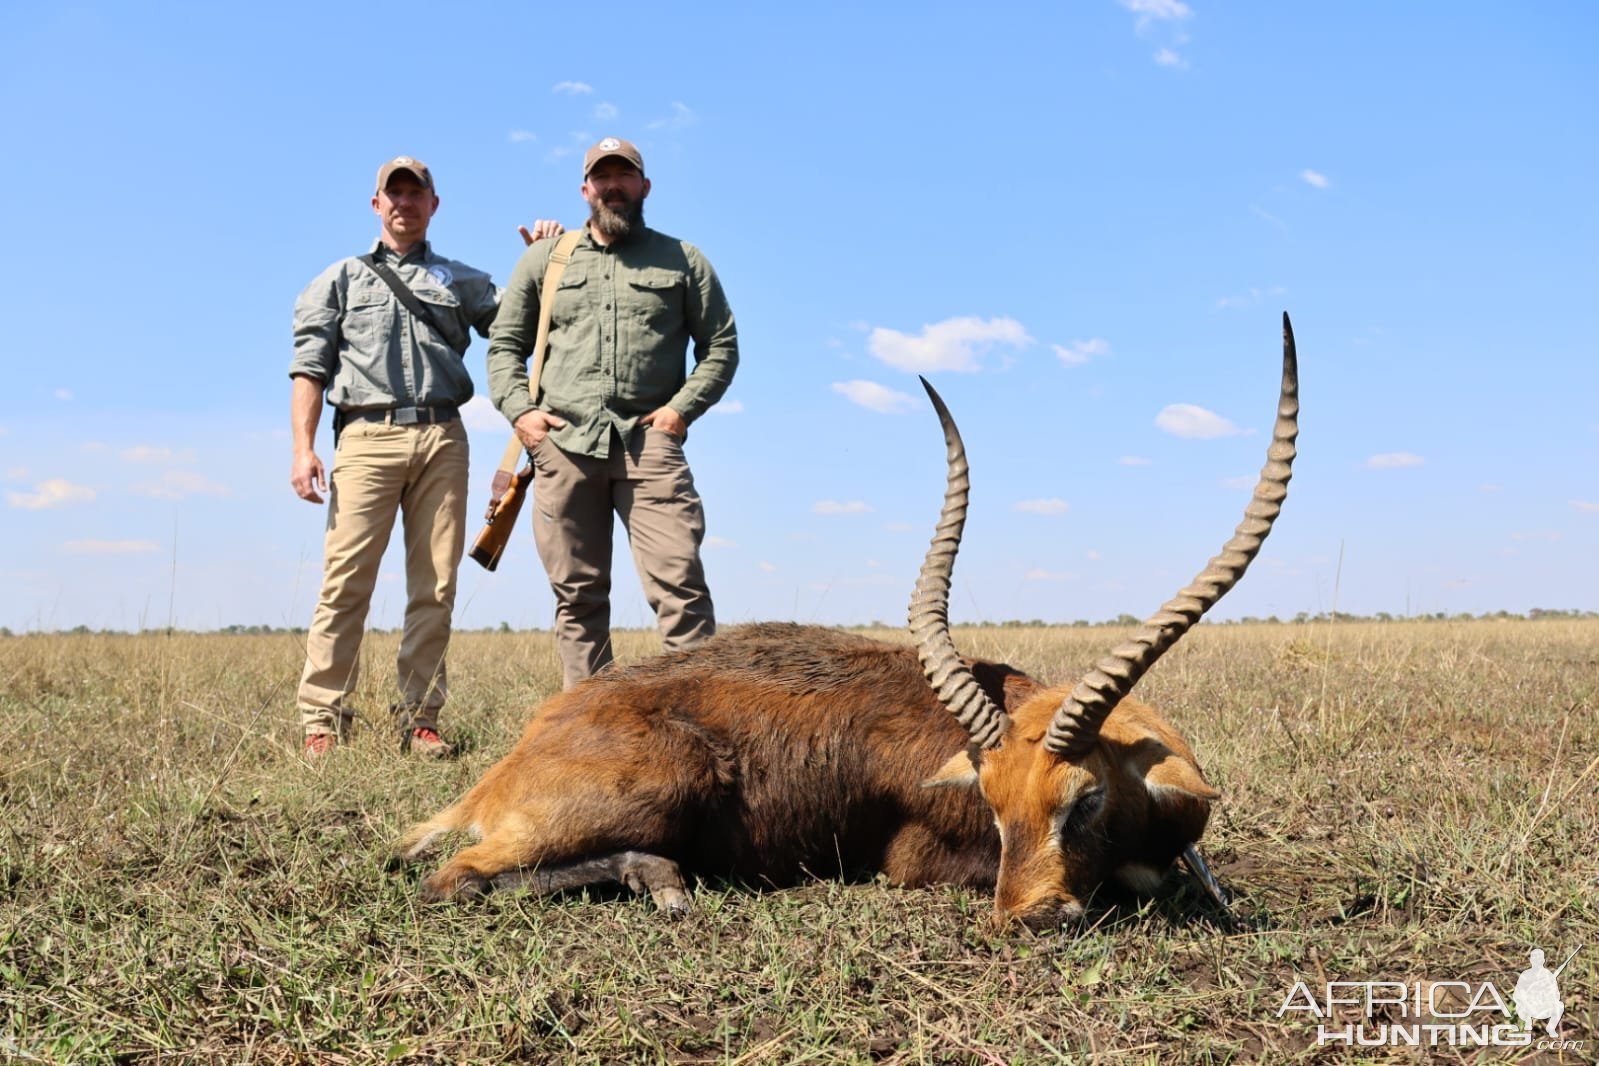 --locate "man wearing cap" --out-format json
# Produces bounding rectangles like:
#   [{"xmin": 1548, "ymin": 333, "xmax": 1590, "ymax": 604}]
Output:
[
  {"xmin": 290, "ymin": 156, "xmax": 559, "ymax": 757},
  {"xmin": 487, "ymin": 137, "xmax": 738, "ymax": 688}
]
